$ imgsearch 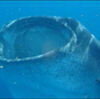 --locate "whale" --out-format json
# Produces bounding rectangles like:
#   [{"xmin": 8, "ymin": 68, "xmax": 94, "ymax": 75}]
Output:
[{"xmin": 0, "ymin": 16, "xmax": 100, "ymax": 98}]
